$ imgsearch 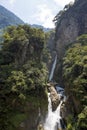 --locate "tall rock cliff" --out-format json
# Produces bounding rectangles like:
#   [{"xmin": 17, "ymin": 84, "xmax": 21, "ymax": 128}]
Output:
[
  {"xmin": 52, "ymin": 0, "xmax": 87, "ymax": 126},
  {"xmin": 54, "ymin": 0, "xmax": 87, "ymax": 83}
]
